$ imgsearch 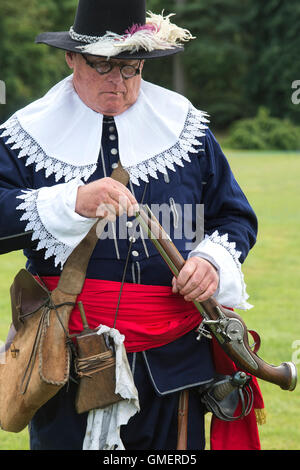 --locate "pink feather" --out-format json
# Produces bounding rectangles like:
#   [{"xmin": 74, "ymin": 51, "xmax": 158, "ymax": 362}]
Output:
[{"xmin": 125, "ymin": 23, "xmax": 159, "ymax": 36}]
